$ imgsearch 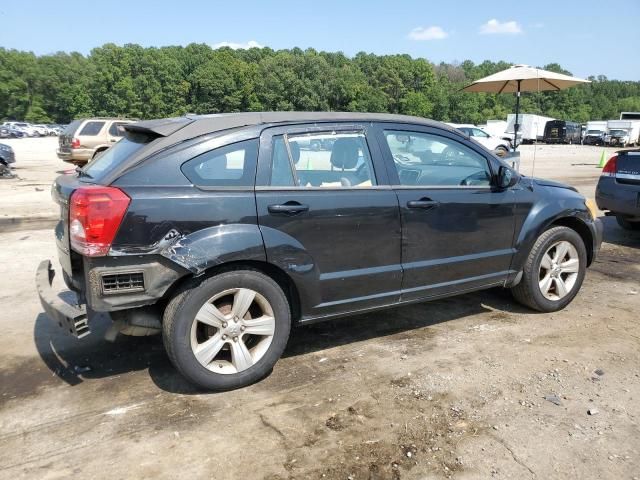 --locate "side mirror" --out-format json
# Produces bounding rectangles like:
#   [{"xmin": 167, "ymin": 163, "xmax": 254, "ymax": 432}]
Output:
[{"xmin": 496, "ymin": 165, "xmax": 517, "ymax": 189}]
